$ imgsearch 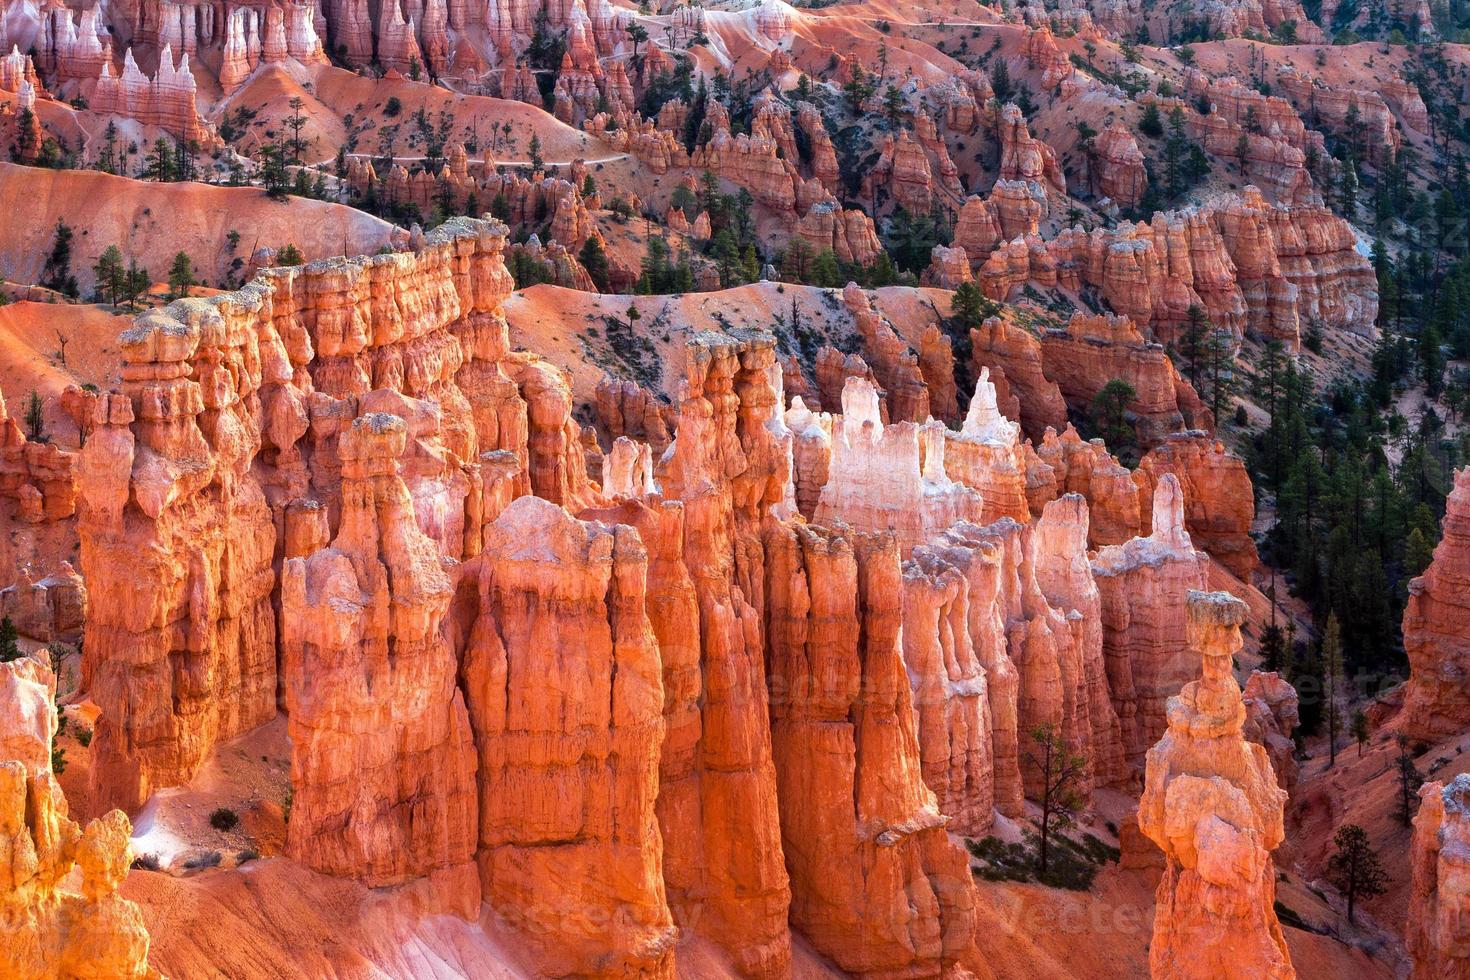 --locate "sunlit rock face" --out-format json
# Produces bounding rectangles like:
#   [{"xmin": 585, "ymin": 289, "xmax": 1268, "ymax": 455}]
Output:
[{"xmin": 1139, "ymin": 590, "xmax": 1294, "ymax": 980}]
